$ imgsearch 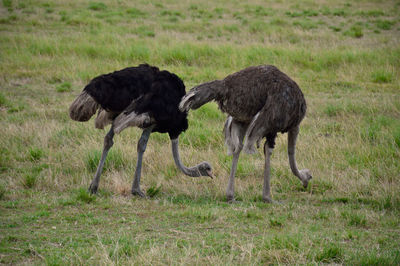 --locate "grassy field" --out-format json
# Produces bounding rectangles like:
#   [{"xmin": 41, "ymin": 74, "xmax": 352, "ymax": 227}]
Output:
[{"xmin": 1, "ymin": 0, "xmax": 400, "ymax": 264}]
